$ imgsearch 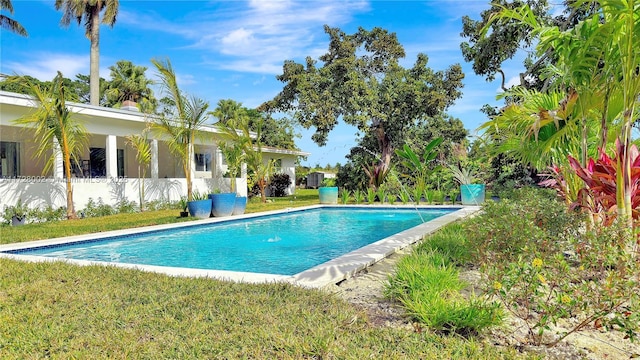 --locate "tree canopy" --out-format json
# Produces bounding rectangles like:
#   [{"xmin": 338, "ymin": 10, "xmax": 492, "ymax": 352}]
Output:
[{"xmin": 261, "ymin": 25, "xmax": 464, "ymax": 182}]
